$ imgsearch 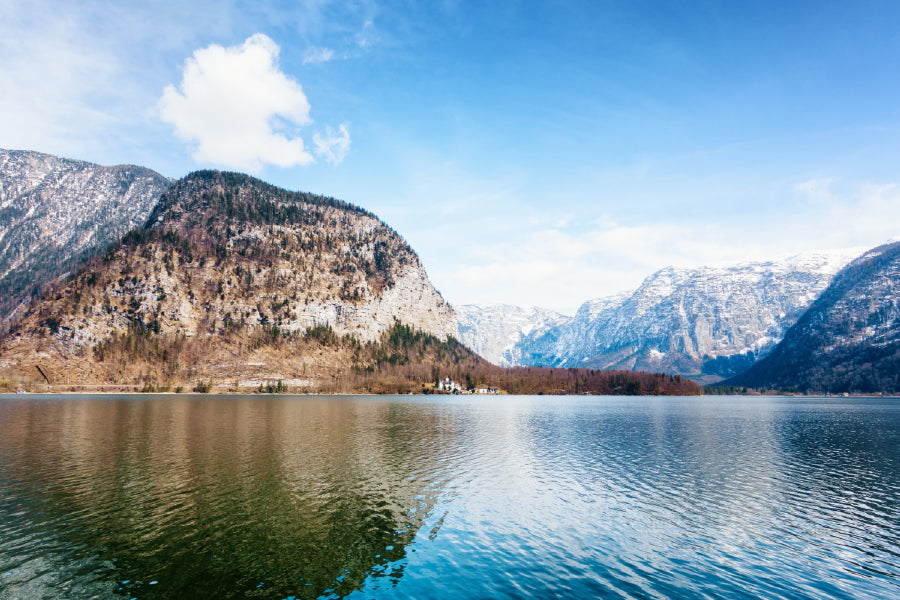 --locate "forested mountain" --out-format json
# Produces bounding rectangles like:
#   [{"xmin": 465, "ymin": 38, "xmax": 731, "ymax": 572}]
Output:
[
  {"xmin": 0, "ymin": 149, "xmax": 171, "ymax": 325},
  {"xmin": 0, "ymin": 169, "xmax": 699, "ymax": 395},
  {"xmin": 459, "ymin": 252, "xmax": 855, "ymax": 382},
  {"xmin": 724, "ymin": 241, "xmax": 900, "ymax": 393},
  {"xmin": 0, "ymin": 170, "xmax": 456, "ymax": 390}
]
